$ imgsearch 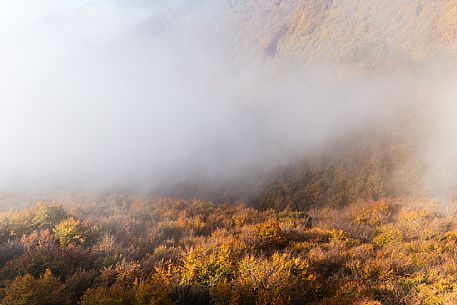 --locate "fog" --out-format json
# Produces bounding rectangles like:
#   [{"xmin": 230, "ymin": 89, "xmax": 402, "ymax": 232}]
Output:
[{"xmin": 0, "ymin": 0, "xmax": 453, "ymax": 198}]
